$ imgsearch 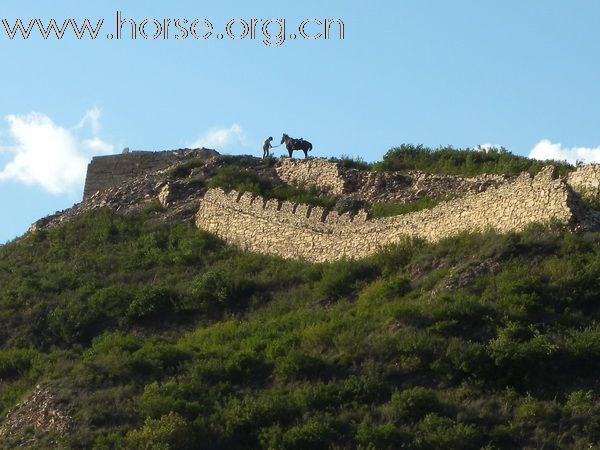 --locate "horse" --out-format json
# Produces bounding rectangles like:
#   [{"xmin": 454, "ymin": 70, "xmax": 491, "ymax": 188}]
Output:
[{"xmin": 281, "ymin": 133, "xmax": 313, "ymax": 159}]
